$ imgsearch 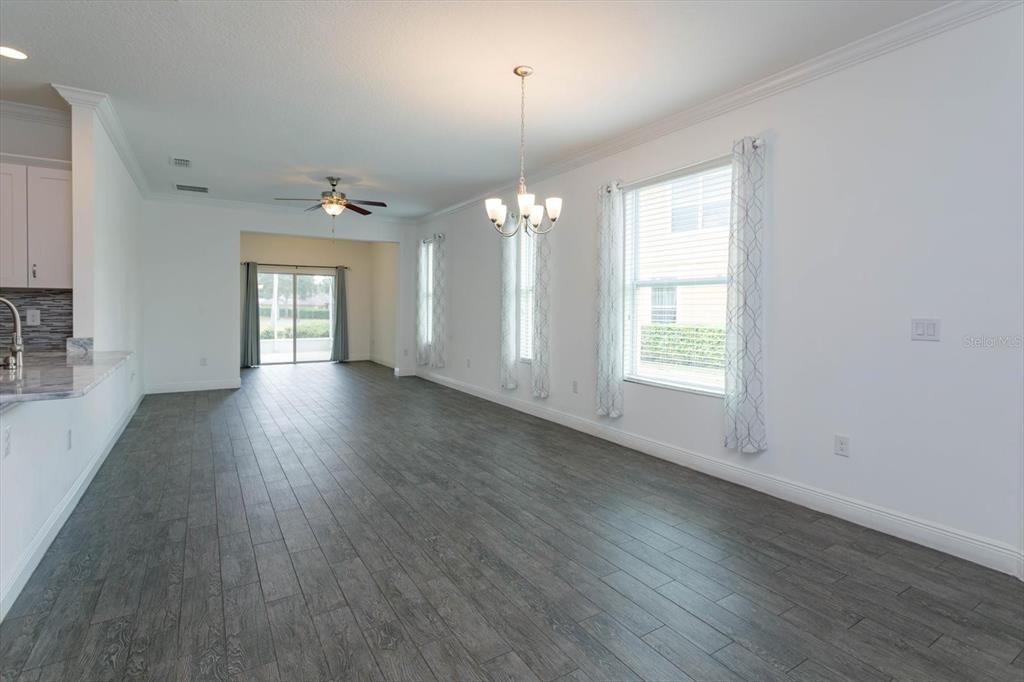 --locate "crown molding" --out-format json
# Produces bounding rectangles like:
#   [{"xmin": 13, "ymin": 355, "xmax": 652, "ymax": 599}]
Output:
[
  {"xmin": 0, "ymin": 100, "xmax": 70, "ymax": 127},
  {"xmin": 423, "ymin": 0, "xmax": 1021, "ymax": 222},
  {"xmin": 0, "ymin": 153, "xmax": 71, "ymax": 169},
  {"xmin": 51, "ymin": 84, "xmax": 108, "ymax": 109},
  {"xmin": 52, "ymin": 84, "xmax": 150, "ymax": 197},
  {"xmin": 94, "ymin": 95, "xmax": 150, "ymax": 198}
]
